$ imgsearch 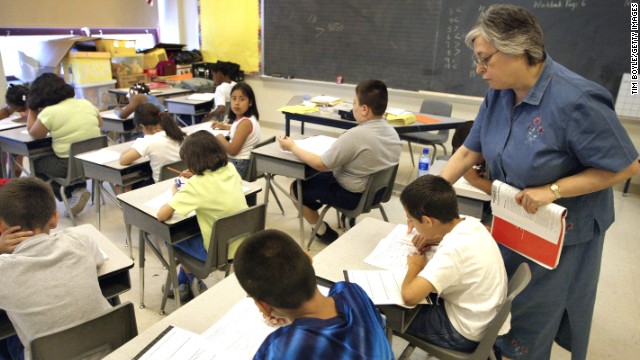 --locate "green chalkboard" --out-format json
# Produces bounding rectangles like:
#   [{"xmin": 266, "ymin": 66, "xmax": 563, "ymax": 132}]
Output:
[{"xmin": 264, "ymin": 0, "xmax": 631, "ymax": 97}]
